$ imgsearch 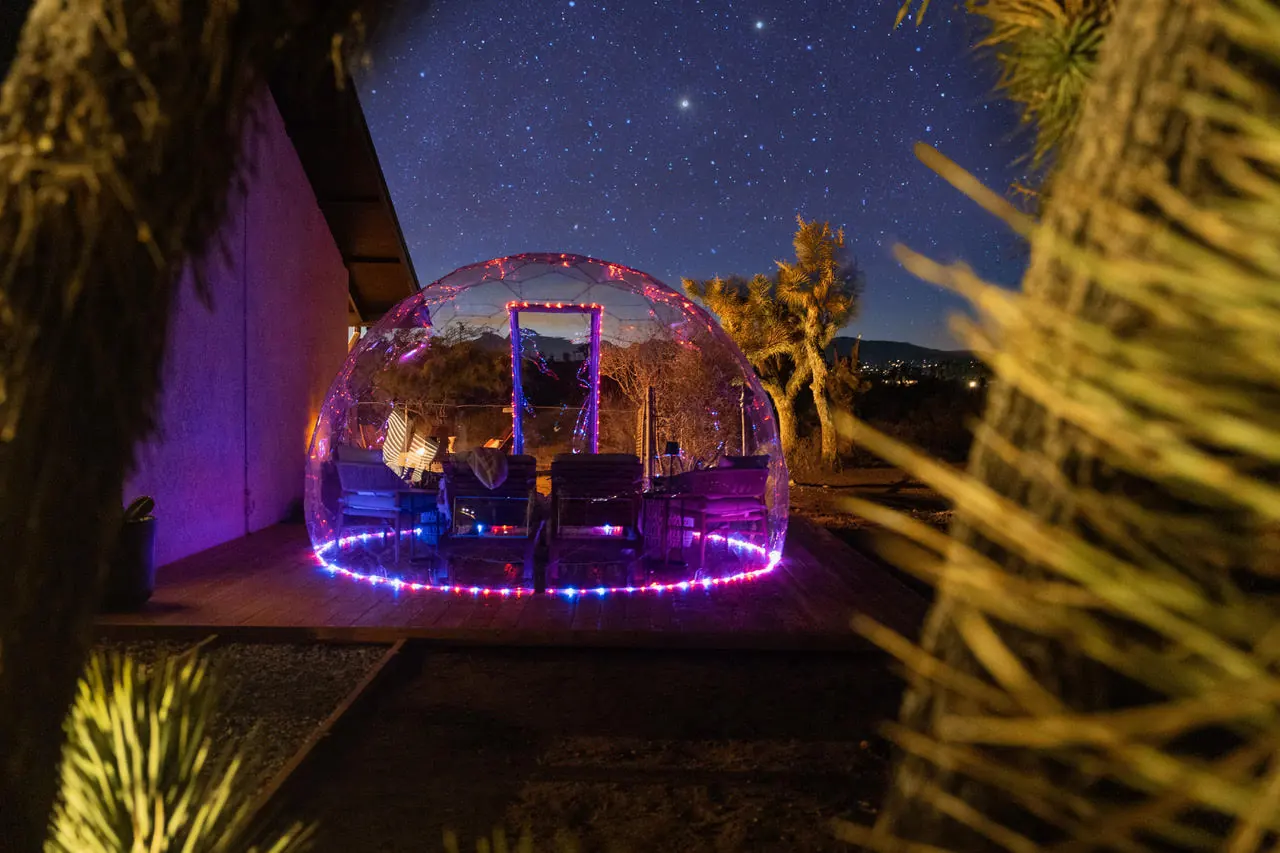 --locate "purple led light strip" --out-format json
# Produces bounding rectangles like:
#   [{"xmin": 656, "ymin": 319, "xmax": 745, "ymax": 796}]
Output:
[
  {"xmin": 313, "ymin": 531, "xmax": 781, "ymax": 598},
  {"xmin": 508, "ymin": 301, "xmax": 604, "ymax": 455}
]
